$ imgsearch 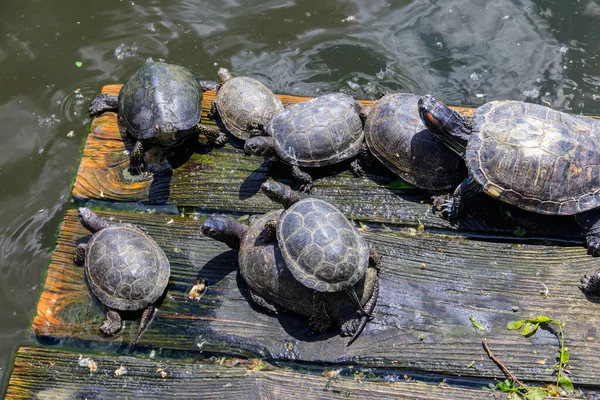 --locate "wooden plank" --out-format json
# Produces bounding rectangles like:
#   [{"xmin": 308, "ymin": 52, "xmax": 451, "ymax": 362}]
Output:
[
  {"xmin": 72, "ymin": 85, "xmax": 586, "ymax": 239},
  {"xmin": 7, "ymin": 346, "xmax": 531, "ymax": 400},
  {"xmin": 31, "ymin": 208, "xmax": 600, "ymax": 387}
]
